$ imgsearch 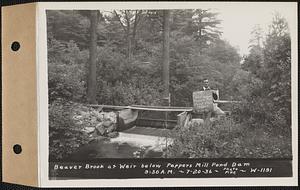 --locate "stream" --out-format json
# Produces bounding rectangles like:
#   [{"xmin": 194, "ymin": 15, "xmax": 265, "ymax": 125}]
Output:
[{"xmin": 68, "ymin": 138, "xmax": 163, "ymax": 160}]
